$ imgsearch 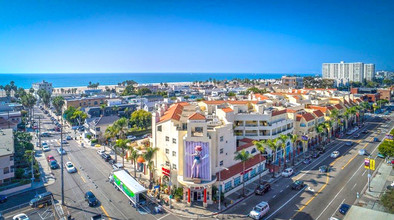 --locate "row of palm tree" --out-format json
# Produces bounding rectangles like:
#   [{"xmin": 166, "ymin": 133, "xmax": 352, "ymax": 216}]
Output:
[{"xmin": 105, "ymin": 118, "xmax": 158, "ymax": 185}]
